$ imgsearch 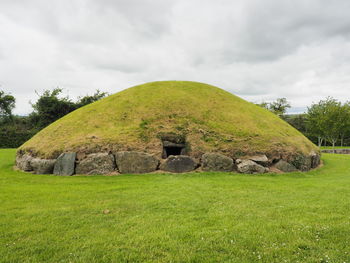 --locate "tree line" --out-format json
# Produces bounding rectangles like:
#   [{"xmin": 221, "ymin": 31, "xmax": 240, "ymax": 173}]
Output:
[
  {"xmin": 305, "ymin": 97, "xmax": 350, "ymax": 148},
  {"xmin": 0, "ymin": 89, "xmax": 107, "ymax": 147},
  {"xmin": 258, "ymin": 97, "xmax": 350, "ymax": 149}
]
